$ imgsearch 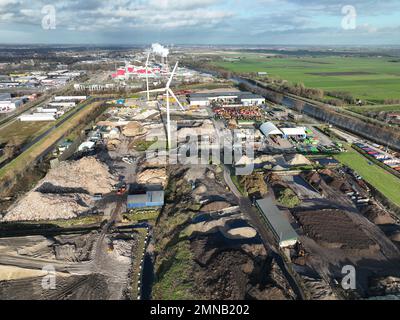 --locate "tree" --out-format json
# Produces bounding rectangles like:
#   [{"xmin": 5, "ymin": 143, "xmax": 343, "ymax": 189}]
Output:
[{"xmin": 294, "ymin": 100, "xmax": 305, "ymax": 113}]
